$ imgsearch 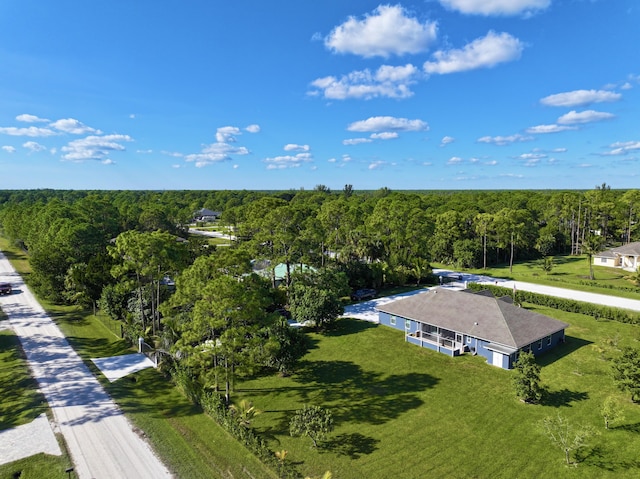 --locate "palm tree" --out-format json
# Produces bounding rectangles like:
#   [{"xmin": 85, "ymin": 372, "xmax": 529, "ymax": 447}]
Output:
[
  {"xmin": 229, "ymin": 399, "xmax": 261, "ymax": 428},
  {"xmin": 581, "ymin": 234, "xmax": 603, "ymax": 280}
]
